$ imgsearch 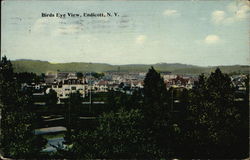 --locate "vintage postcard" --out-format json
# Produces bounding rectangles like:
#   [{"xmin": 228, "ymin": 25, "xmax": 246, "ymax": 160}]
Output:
[{"xmin": 0, "ymin": 0, "xmax": 249, "ymax": 159}]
